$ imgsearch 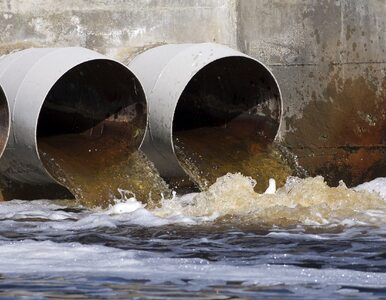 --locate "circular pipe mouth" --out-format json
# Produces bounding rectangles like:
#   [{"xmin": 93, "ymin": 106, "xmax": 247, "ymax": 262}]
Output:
[
  {"xmin": 36, "ymin": 59, "xmax": 147, "ymax": 191},
  {"xmin": 172, "ymin": 56, "xmax": 283, "ymax": 190},
  {"xmin": 0, "ymin": 86, "xmax": 9, "ymax": 158}
]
